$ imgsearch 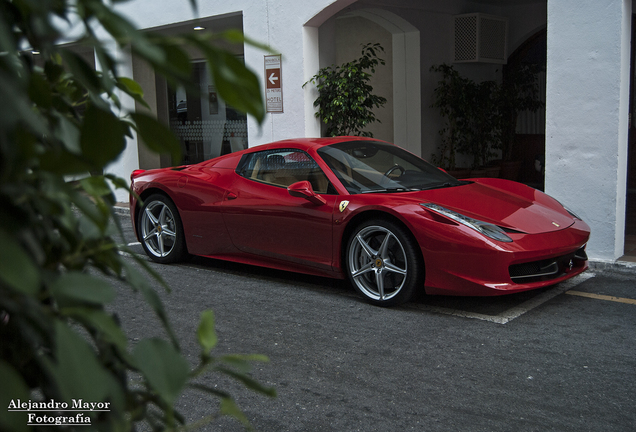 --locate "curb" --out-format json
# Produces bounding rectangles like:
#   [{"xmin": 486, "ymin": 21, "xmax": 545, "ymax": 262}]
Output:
[
  {"xmin": 589, "ymin": 259, "xmax": 636, "ymax": 275},
  {"xmin": 114, "ymin": 204, "xmax": 130, "ymax": 217}
]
